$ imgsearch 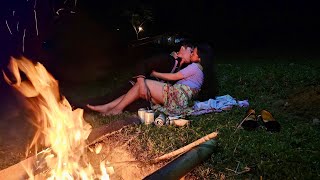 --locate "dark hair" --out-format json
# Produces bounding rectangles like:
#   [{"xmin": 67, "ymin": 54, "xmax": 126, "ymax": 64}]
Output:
[
  {"xmin": 181, "ymin": 42, "xmax": 195, "ymax": 50},
  {"xmin": 175, "ymin": 39, "xmax": 195, "ymax": 51},
  {"xmin": 195, "ymin": 42, "xmax": 219, "ymax": 101}
]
